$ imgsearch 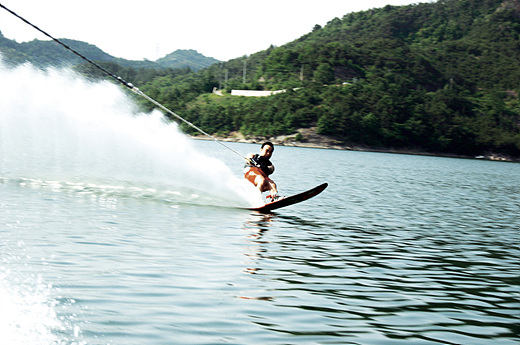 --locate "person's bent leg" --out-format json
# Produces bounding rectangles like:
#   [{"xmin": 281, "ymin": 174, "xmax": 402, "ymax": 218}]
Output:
[
  {"xmin": 255, "ymin": 175, "xmax": 268, "ymax": 193},
  {"xmin": 251, "ymin": 171, "xmax": 279, "ymax": 200},
  {"xmin": 267, "ymin": 180, "xmax": 278, "ymax": 198}
]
